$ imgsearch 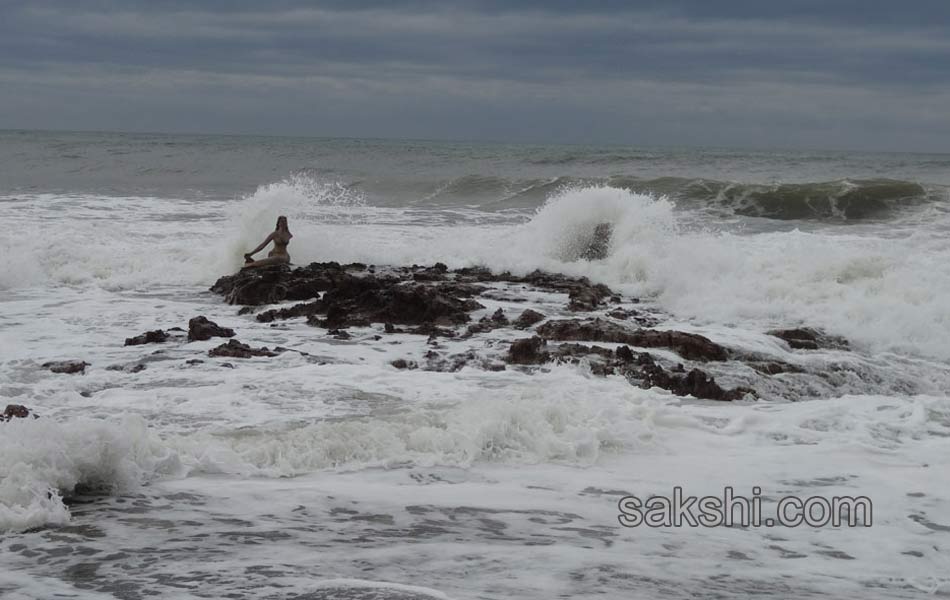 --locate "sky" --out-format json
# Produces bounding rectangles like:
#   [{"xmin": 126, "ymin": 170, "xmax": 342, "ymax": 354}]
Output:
[{"xmin": 1, "ymin": 1, "xmax": 949, "ymax": 151}]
